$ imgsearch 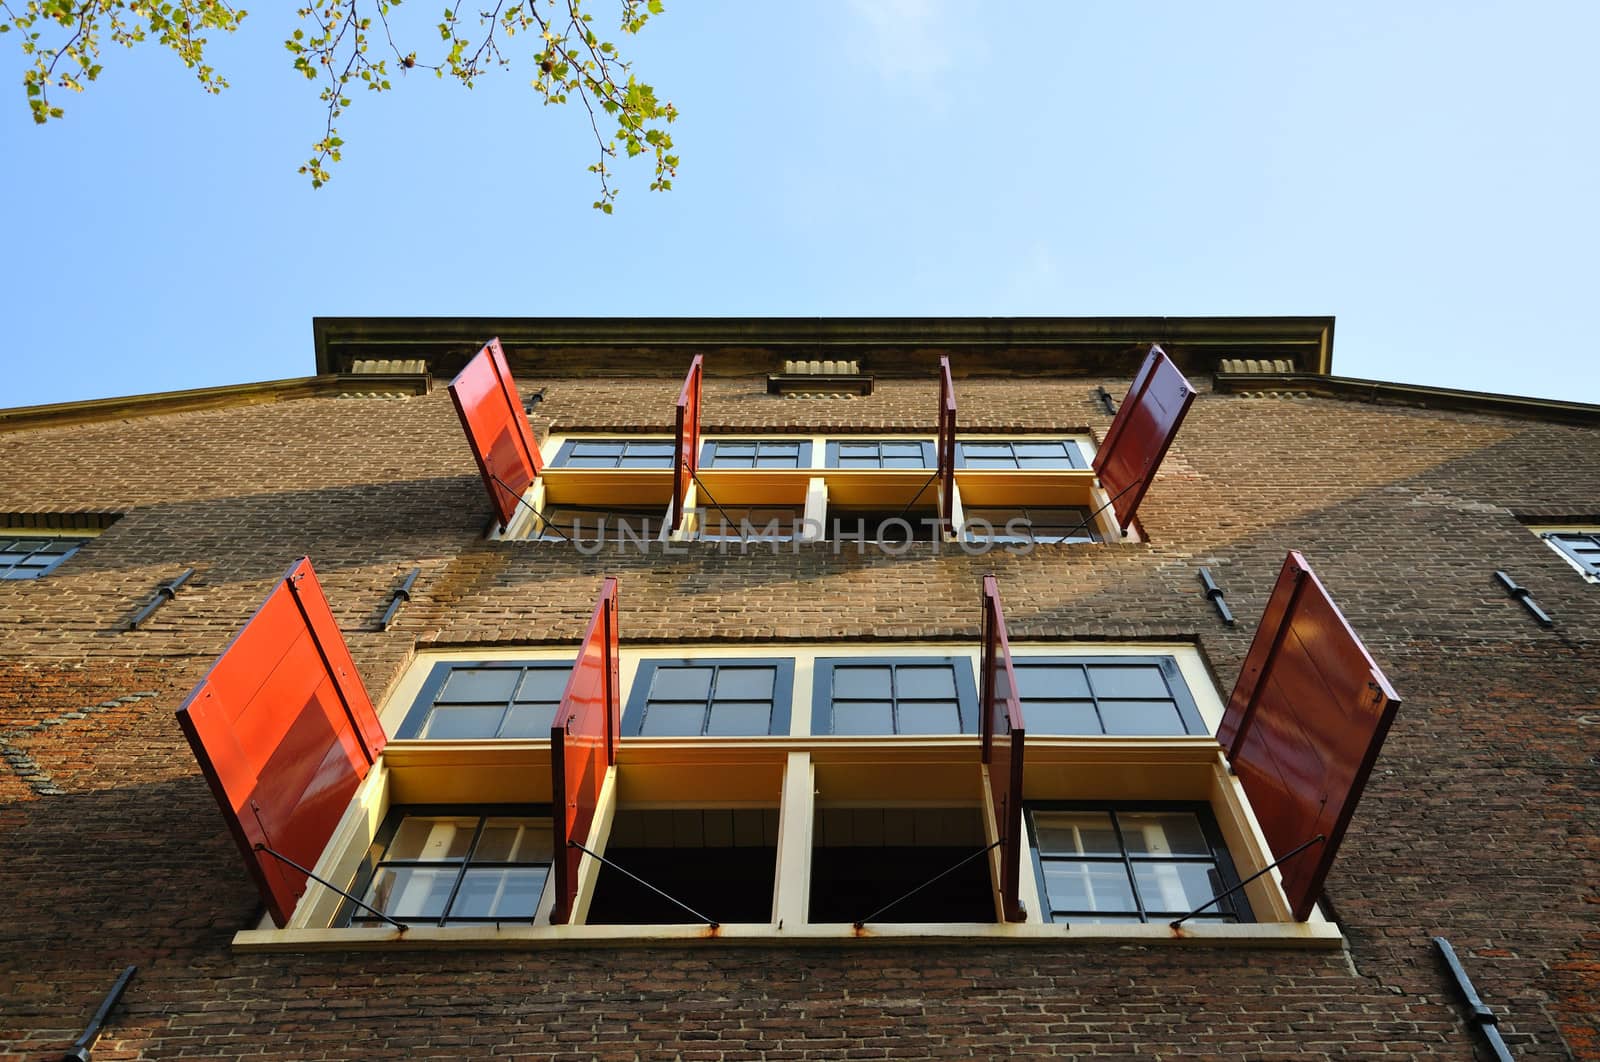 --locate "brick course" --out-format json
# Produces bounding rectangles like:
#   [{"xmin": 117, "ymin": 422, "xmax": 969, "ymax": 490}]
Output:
[{"xmin": 1, "ymin": 363, "xmax": 1596, "ymax": 1058}]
